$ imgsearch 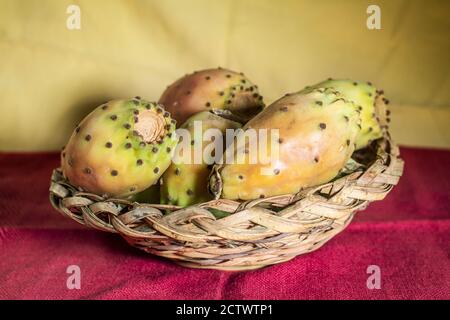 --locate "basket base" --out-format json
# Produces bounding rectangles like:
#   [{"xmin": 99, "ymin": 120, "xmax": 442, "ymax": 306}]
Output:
[{"xmin": 174, "ymin": 261, "xmax": 267, "ymax": 271}]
